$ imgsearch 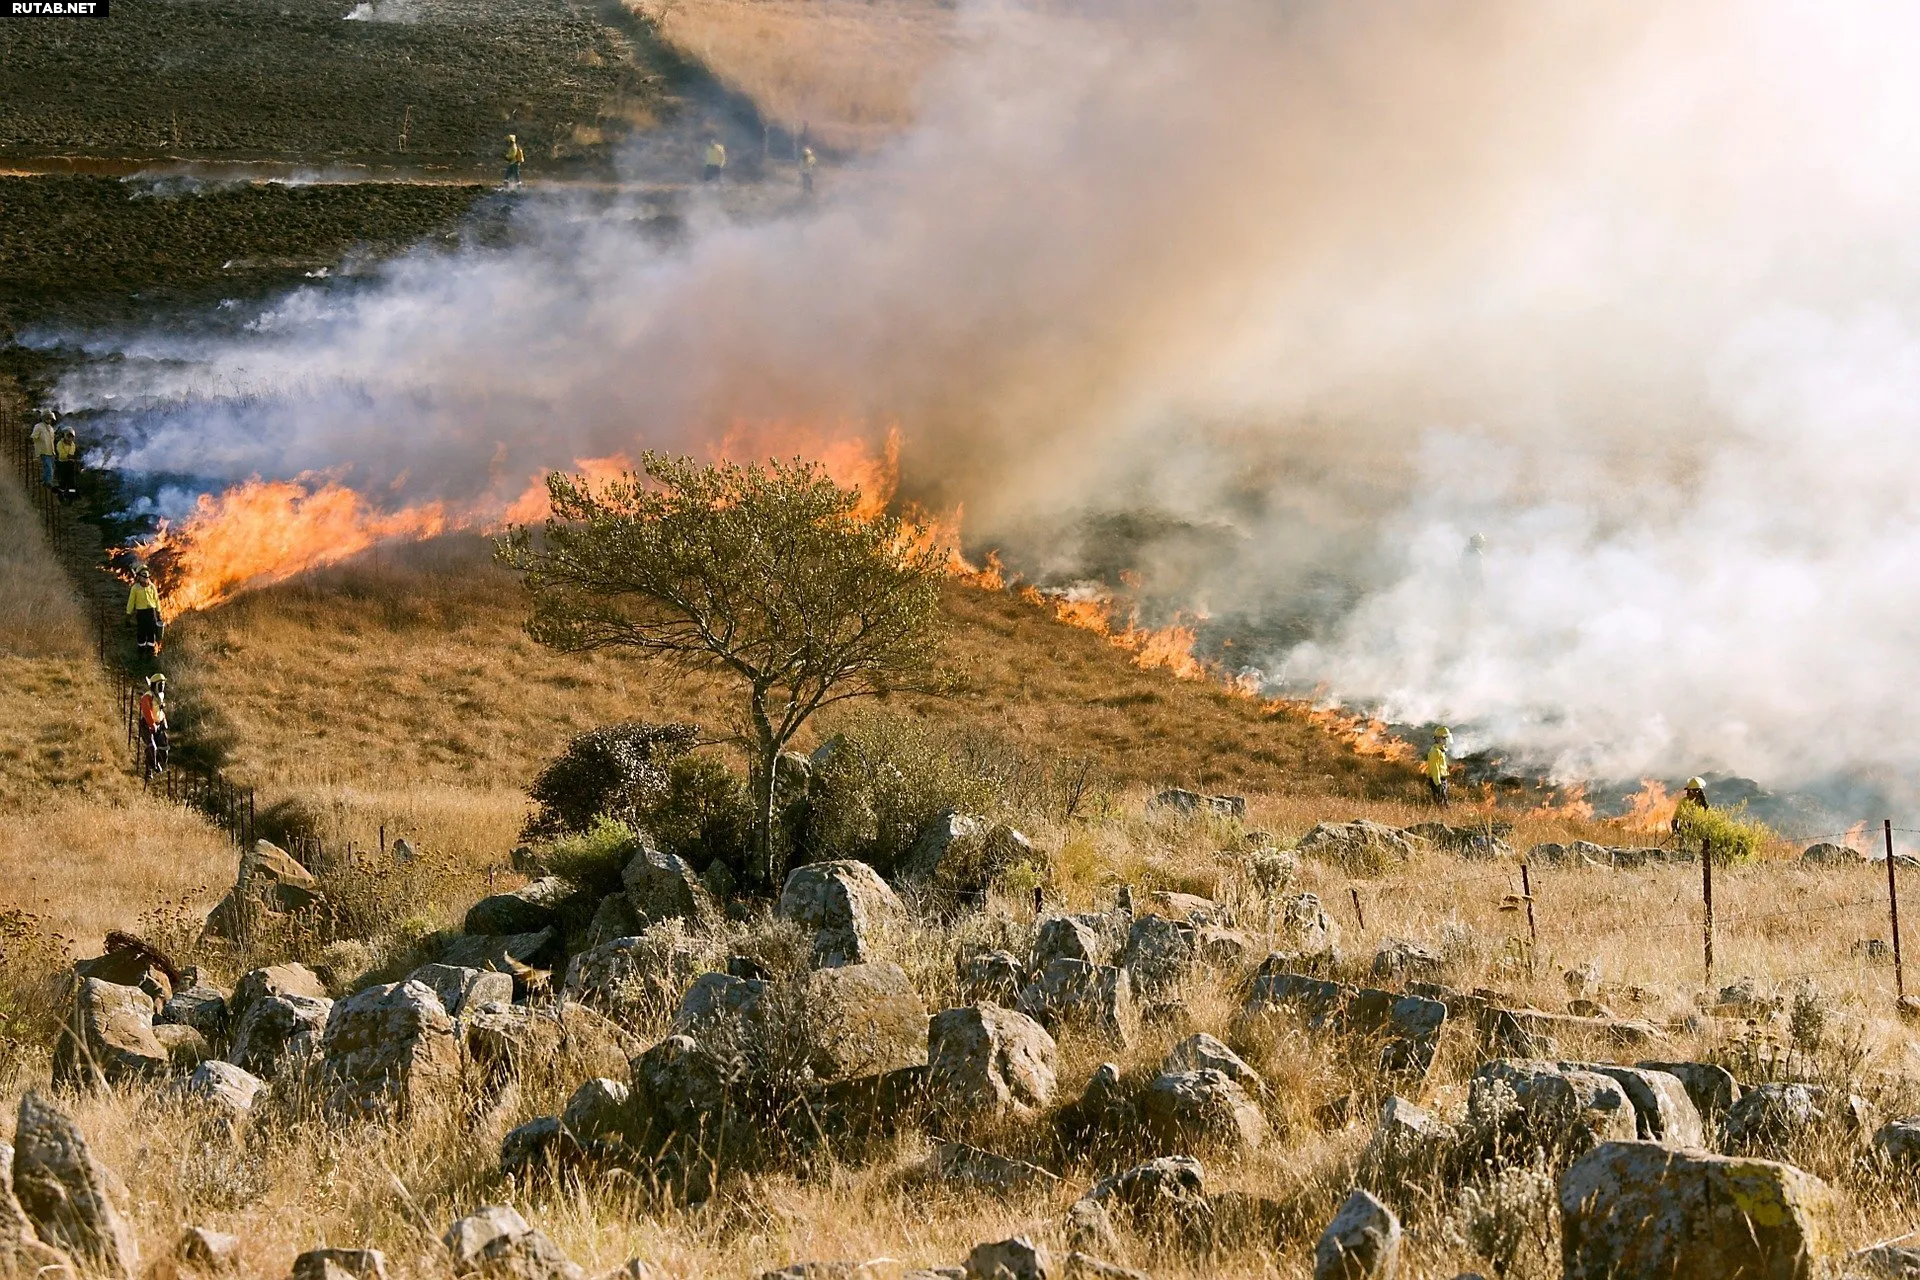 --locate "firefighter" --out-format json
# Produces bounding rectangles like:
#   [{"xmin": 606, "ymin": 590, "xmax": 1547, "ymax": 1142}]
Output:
[
  {"xmin": 1672, "ymin": 776, "xmax": 1709, "ymax": 834},
  {"xmin": 504, "ymin": 134, "xmax": 524, "ymax": 188},
  {"xmin": 138, "ymin": 674, "xmax": 169, "ymax": 778},
  {"xmin": 127, "ymin": 565, "xmax": 164, "ymax": 658},
  {"xmin": 1425, "ymin": 726, "xmax": 1451, "ymax": 808},
  {"xmin": 703, "ymin": 138, "xmax": 726, "ymax": 182},
  {"xmin": 53, "ymin": 424, "xmax": 79, "ymax": 503},
  {"xmin": 800, "ymin": 145, "xmax": 817, "ymax": 194},
  {"xmin": 30, "ymin": 412, "xmax": 56, "ymax": 490}
]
